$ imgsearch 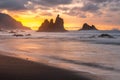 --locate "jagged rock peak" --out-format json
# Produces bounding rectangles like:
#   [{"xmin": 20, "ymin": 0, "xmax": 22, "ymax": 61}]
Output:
[
  {"xmin": 55, "ymin": 14, "xmax": 64, "ymax": 25},
  {"xmin": 80, "ymin": 23, "xmax": 98, "ymax": 30},
  {"xmin": 37, "ymin": 15, "xmax": 67, "ymax": 32},
  {"xmin": 50, "ymin": 19, "xmax": 53, "ymax": 23}
]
